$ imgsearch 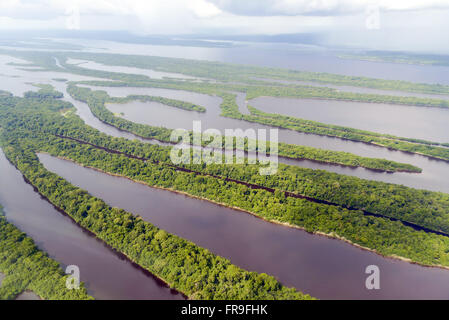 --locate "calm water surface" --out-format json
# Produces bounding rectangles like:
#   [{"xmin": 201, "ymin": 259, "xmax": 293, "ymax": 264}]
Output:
[
  {"xmin": 255, "ymin": 78, "xmax": 449, "ymax": 100},
  {"xmin": 0, "ymin": 150, "xmax": 183, "ymax": 300},
  {"xmin": 2, "ymin": 50, "xmax": 449, "ymax": 299},
  {"xmin": 250, "ymin": 96, "xmax": 449, "ymax": 143},
  {"xmin": 66, "ymin": 58, "xmax": 199, "ymax": 80},
  {"xmin": 39, "ymin": 153, "xmax": 449, "ymax": 300},
  {"xmin": 96, "ymin": 85, "xmax": 449, "ymax": 194},
  {"xmin": 68, "ymin": 39, "xmax": 449, "ymax": 85},
  {"xmin": 2, "ymin": 56, "xmax": 449, "ymax": 194}
]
